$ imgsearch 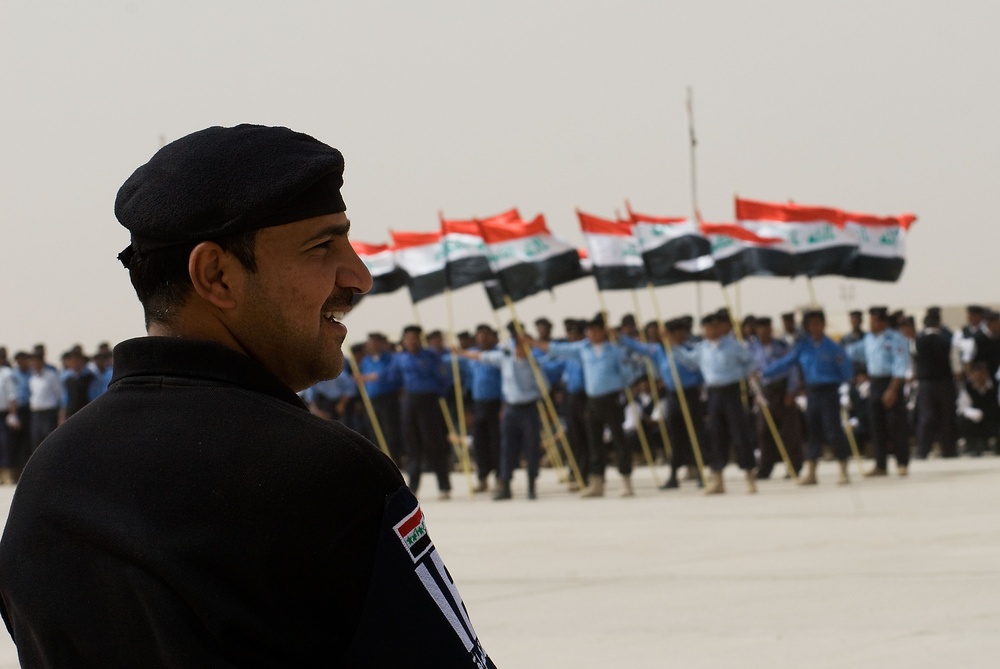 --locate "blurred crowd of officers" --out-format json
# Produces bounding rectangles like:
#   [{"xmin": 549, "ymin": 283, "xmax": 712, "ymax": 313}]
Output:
[
  {"xmin": 2, "ymin": 303, "xmax": 997, "ymax": 498},
  {"xmin": 300, "ymin": 303, "xmax": 1000, "ymax": 500}
]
